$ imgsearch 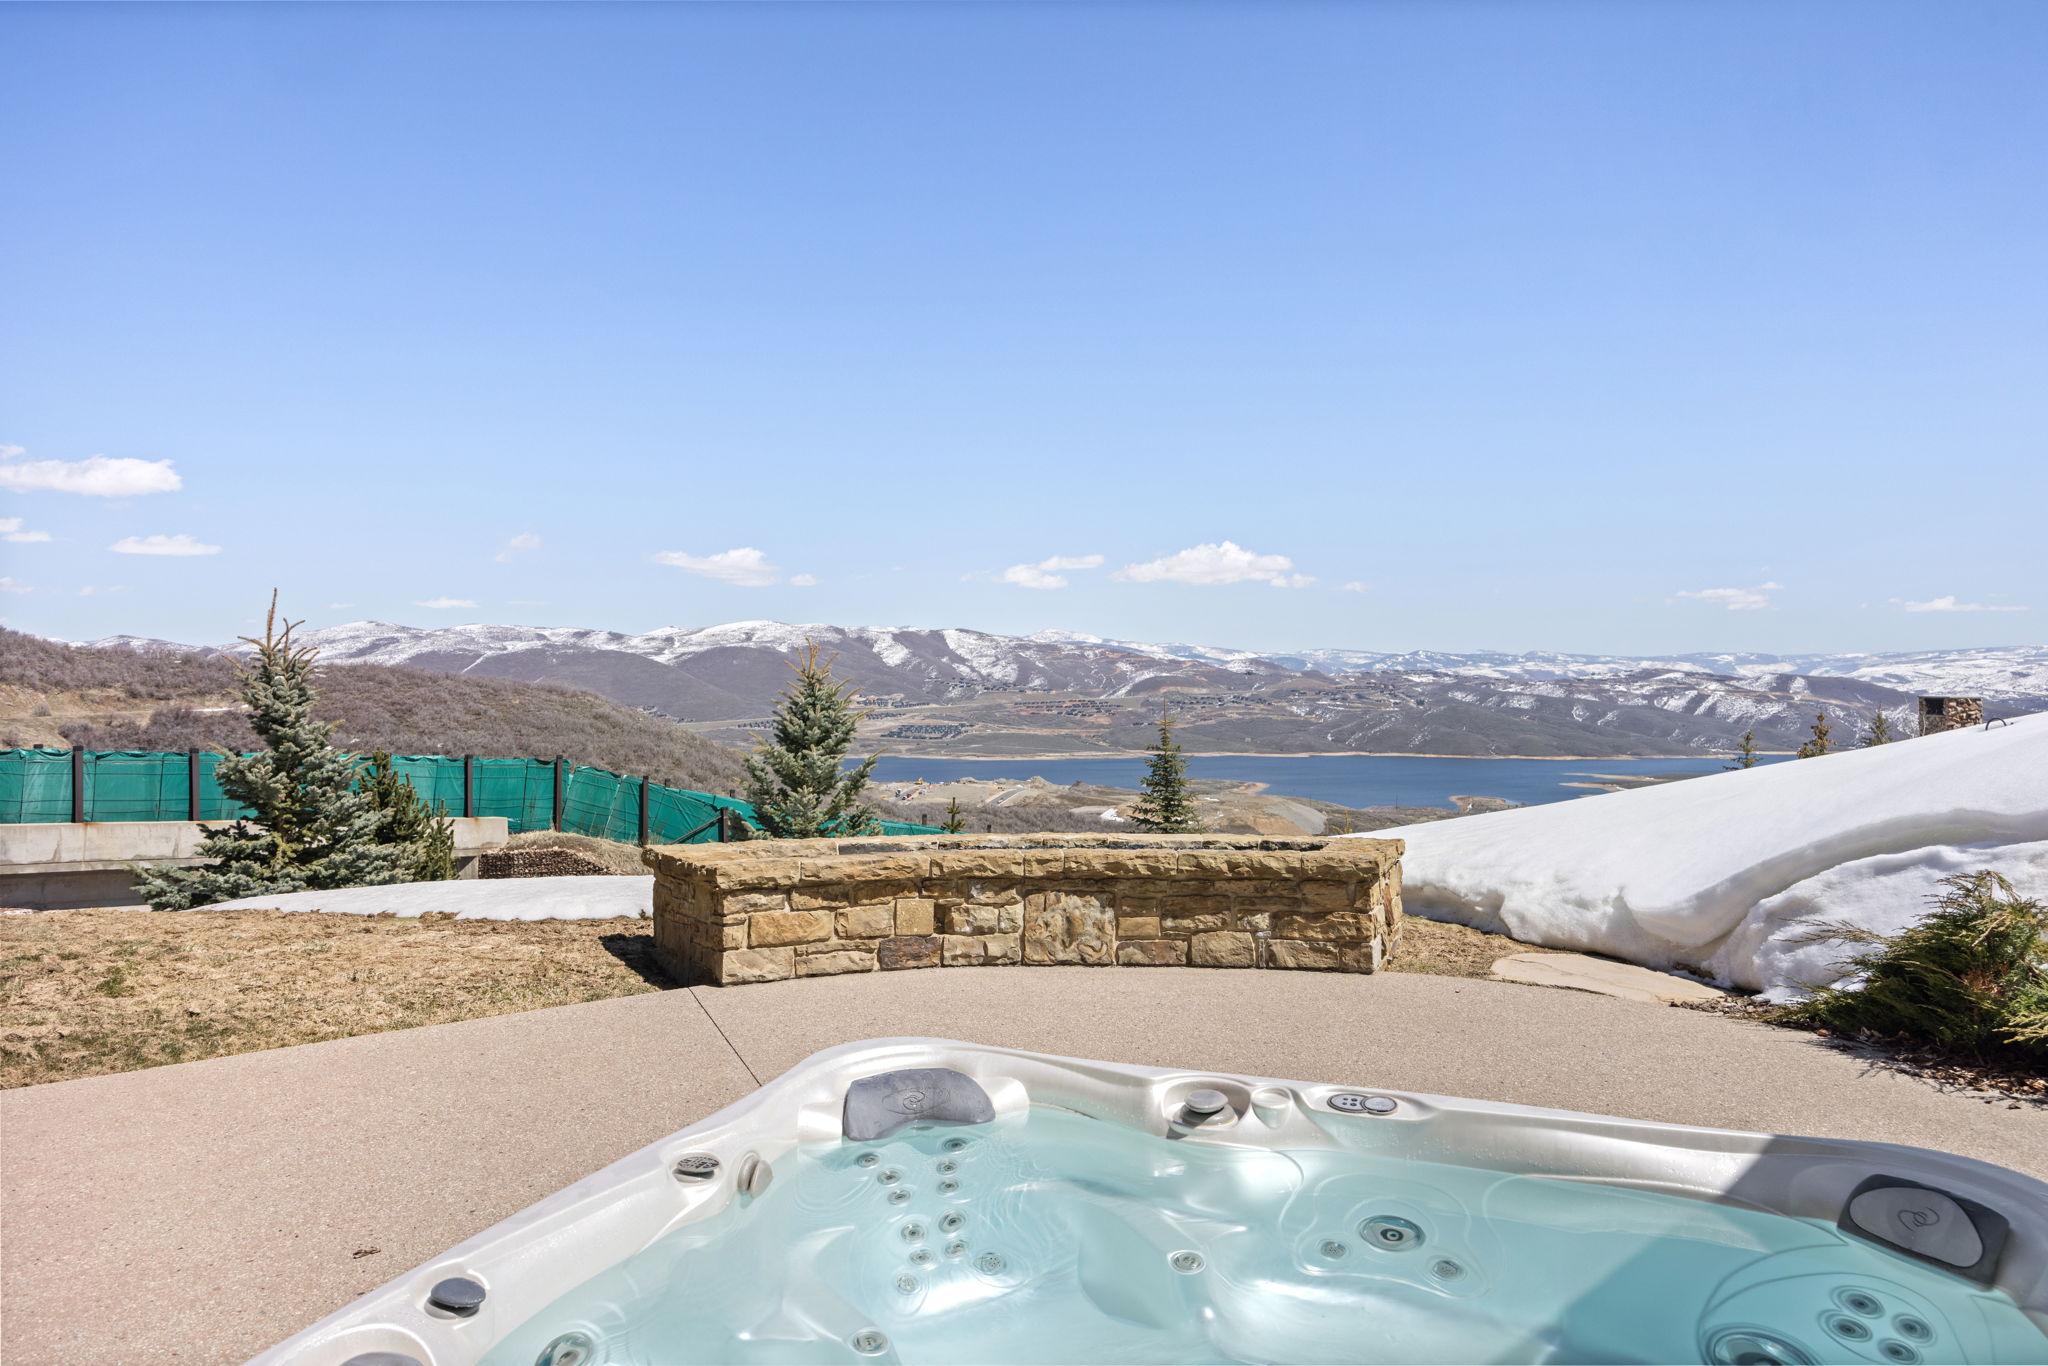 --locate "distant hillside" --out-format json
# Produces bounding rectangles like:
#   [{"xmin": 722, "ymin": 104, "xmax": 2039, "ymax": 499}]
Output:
[{"xmin": 0, "ymin": 628, "xmax": 749, "ymax": 794}]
